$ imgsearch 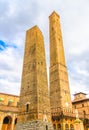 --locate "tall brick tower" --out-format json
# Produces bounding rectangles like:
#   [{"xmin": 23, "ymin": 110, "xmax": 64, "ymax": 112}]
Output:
[
  {"xmin": 49, "ymin": 11, "xmax": 72, "ymax": 111},
  {"xmin": 16, "ymin": 26, "xmax": 54, "ymax": 130}
]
